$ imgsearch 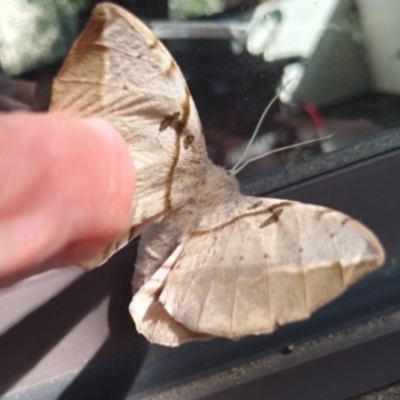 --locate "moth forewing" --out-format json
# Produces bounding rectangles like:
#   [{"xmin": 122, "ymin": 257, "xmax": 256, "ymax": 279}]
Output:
[{"xmin": 50, "ymin": 2, "xmax": 208, "ymax": 267}]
